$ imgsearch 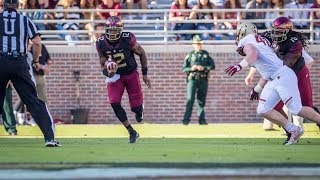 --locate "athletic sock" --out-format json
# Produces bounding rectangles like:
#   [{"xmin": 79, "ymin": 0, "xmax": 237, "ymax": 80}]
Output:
[
  {"xmin": 284, "ymin": 122, "xmax": 297, "ymax": 133},
  {"xmin": 126, "ymin": 124, "xmax": 134, "ymax": 133}
]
